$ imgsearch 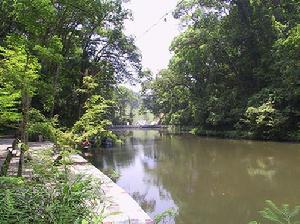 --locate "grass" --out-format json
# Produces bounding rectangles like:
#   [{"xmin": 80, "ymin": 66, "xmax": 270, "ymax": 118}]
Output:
[{"xmin": 0, "ymin": 148, "xmax": 103, "ymax": 224}]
